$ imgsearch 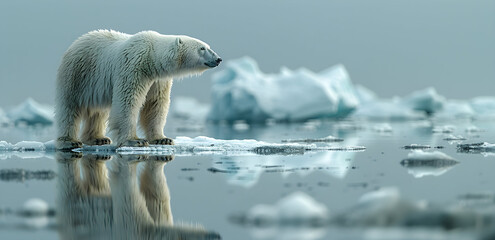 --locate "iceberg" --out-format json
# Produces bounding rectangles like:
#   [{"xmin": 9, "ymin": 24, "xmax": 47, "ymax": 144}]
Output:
[
  {"xmin": 352, "ymin": 99, "xmax": 426, "ymax": 120},
  {"xmin": 470, "ymin": 96, "xmax": 495, "ymax": 119},
  {"xmin": 208, "ymin": 57, "xmax": 359, "ymax": 122},
  {"xmin": 0, "ymin": 108, "xmax": 9, "ymax": 126},
  {"xmin": 171, "ymin": 96, "xmax": 210, "ymax": 121},
  {"xmin": 434, "ymin": 100, "xmax": 475, "ymax": 119},
  {"xmin": 7, "ymin": 98, "xmax": 54, "ymax": 126},
  {"xmin": 401, "ymin": 87, "xmax": 445, "ymax": 115}
]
